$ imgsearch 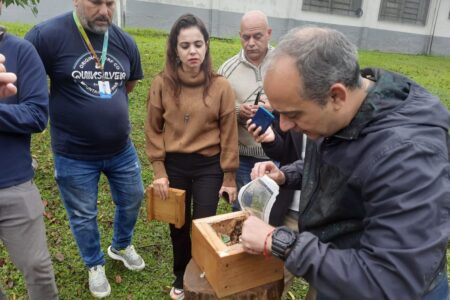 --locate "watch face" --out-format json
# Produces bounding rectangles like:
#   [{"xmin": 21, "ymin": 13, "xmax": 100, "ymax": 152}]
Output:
[
  {"xmin": 274, "ymin": 227, "xmax": 296, "ymax": 246},
  {"xmin": 278, "ymin": 230, "xmax": 292, "ymax": 243},
  {"xmin": 272, "ymin": 227, "xmax": 296, "ymax": 260}
]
